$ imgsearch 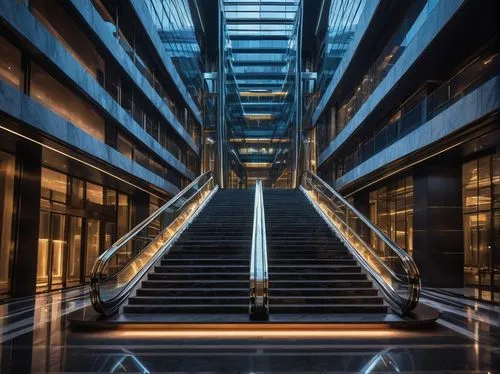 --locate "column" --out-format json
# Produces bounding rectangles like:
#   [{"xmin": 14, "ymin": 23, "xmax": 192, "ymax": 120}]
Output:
[
  {"xmin": 413, "ymin": 161, "xmax": 464, "ymax": 287},
  {"xmin": 12, "ymin": 140, "xmax": 42, "ymax": 297}
]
